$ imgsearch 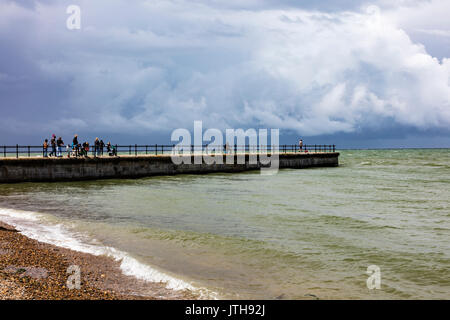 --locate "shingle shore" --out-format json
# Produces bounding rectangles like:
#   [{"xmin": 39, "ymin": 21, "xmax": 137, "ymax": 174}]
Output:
[{"xmin": 0, "ymin": 221, "xmax": 197, "ymax": 300}]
